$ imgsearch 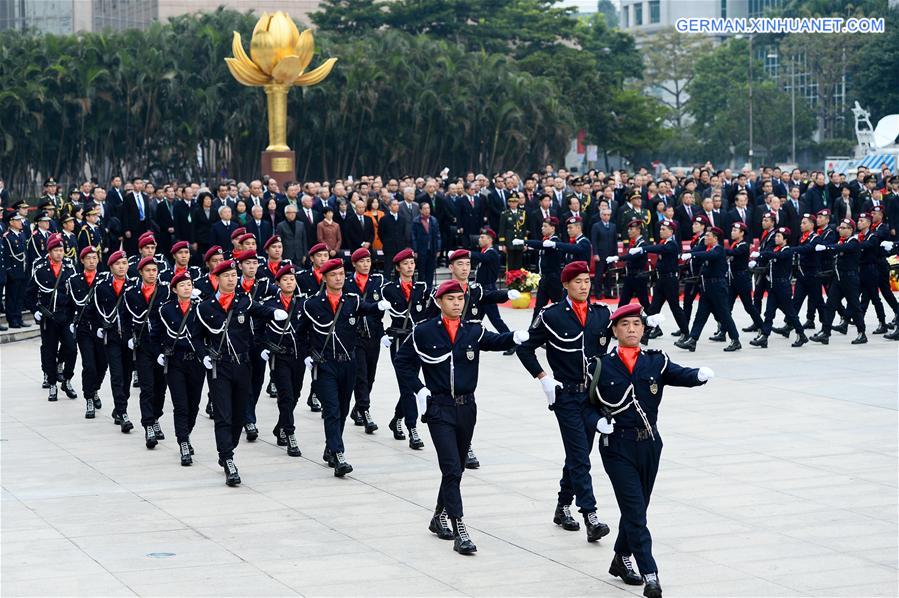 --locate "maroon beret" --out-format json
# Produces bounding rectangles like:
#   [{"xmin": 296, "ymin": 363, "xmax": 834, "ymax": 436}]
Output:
[
  {"xmin": 170, "ymin": 240, "xmax": 190, "ymax": 255},
  {"xmin": 230, "ymin": 227, "xmax": 246, "ymax": 240},
  {"xmin": 233, "ymin": 250, "xmax": 258, "ymax": 262},
  {"xmin": 731, "ymin": 221, "xmax": 748, "ymax": 232},
  {"xmin": 858, "ymin": 212, "xmax": 871, "ymax": 221},
  {"xmin": 775, "ymin": 226, "xmax": 791, "ymax": 237},
  {"xmin": 693, "ymin": 214, "xmax": 710, "ymax": 226},
  {"xmin": 435, "ymin": 279, "xmax": 465, "ymax": 298},
  {"xmin": 480, "ymin": 227, "xmax": 497, "ymax": 239},
  {"xmin": 762, "ymin": 212, "xmax": 775, "ymax": 220},
  {"xmin": 544, "ymin": 216, "xmax": 560, "ymax": 226},
  {"xmin": 107, "ymin": 249, "xmax": 127, "ymax": 267},
  {"xmin": 871, "ymin": 205, "xmax": 884, "ymax": 214},
  {"xmin": 79, "ymin": 246, "xmax": 97, "ymax": 260},
  {"xmin": 351, "ymin": 248, "xmax": 371, "ymax": 263},
  {"xmin": 561, "ymin": 260, "xmax": 590, "ymax": 283},
  {"xmin": 45, "ymin": 233, "xmax": 63, "ymax": 251},
  {"xmin": 320, "ymin": 258, "xmax": 344, "ymax": 275},
  {"xmin": 841, "ymin": 218, "xmax": 856, "ymax": 230},
  {"xmin": 169, "ymin": 271, "xmax": 192, "ymax": 289},
  {"xmin": 204, "ymin": 246, "xmax": 223, "ymax": 262},
  {"xmin": 275, "ymin": 264, "xmax": 296, "ymax": 280},
  {"xmin": 211, "ymin": 260, "xmax": 237, "ymax": 276},
  {"xmin": 263, "ymin": 235, "xmax": 281, "ymax": 250},
  {"xmin": 611, "ymin": 303, "xmax": 643, "ymax": 324},
  {"xmin": 565, "ymin": 216, "xmax": 582, "ymax": 226},
  {"xmin": 308, "ymin": 242, "xmax": 329, "ymax": 256},
  {"xmin": 447, "ymin": 249, "xmax": 471, "ymax": 263},
  {"xmin": 138, "ymin": 235, "xmax": 156, "ymax": 249},
  {"xmin": 137, "ymin": 256, "xmax": 157, "ymax": 271},
  {"xmin": 660, "ymin": 219, "xmax": 678, "ymax": 231},
  {"xmin": 627, "ymin": 218, "xmax": 643, "ymax": 229},
  {"xmin": 709, "ymin": 226, "xmax": 725, "ymax": 238},
  {"xmin": 393, "ymin": 248, "xmax": 415, "ymax": 264},
  {"xmin": 237, "ymin": 233, "xmax": 255, "ymax": 244},
  {"xmin": 816, "ymin": 209, "xmax": 831, "ymax": 217}
]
